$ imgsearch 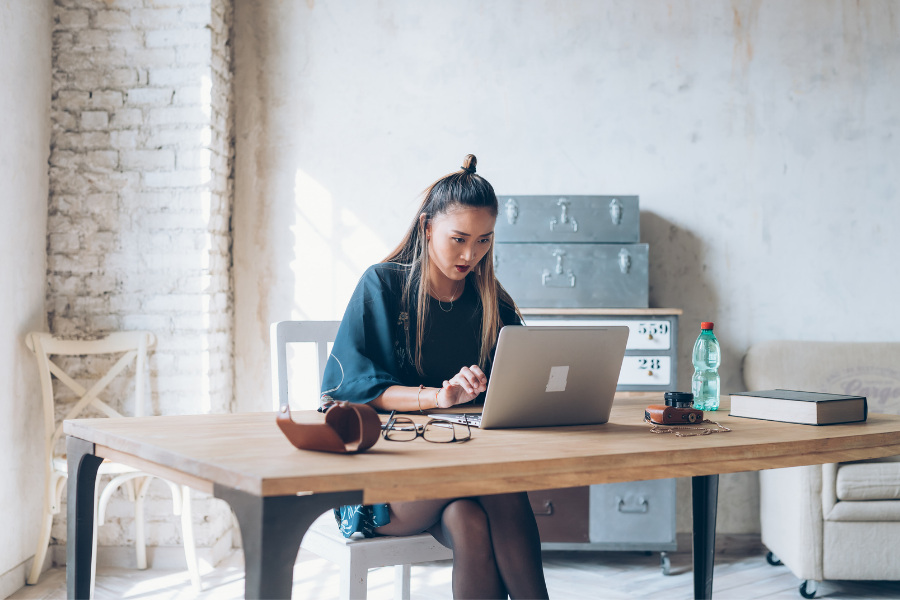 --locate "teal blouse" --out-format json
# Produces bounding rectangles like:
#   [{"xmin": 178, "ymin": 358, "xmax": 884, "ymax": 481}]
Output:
[{"xmin": 322, "ymin": 262, "xmax": 520, "ymax": 538}]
